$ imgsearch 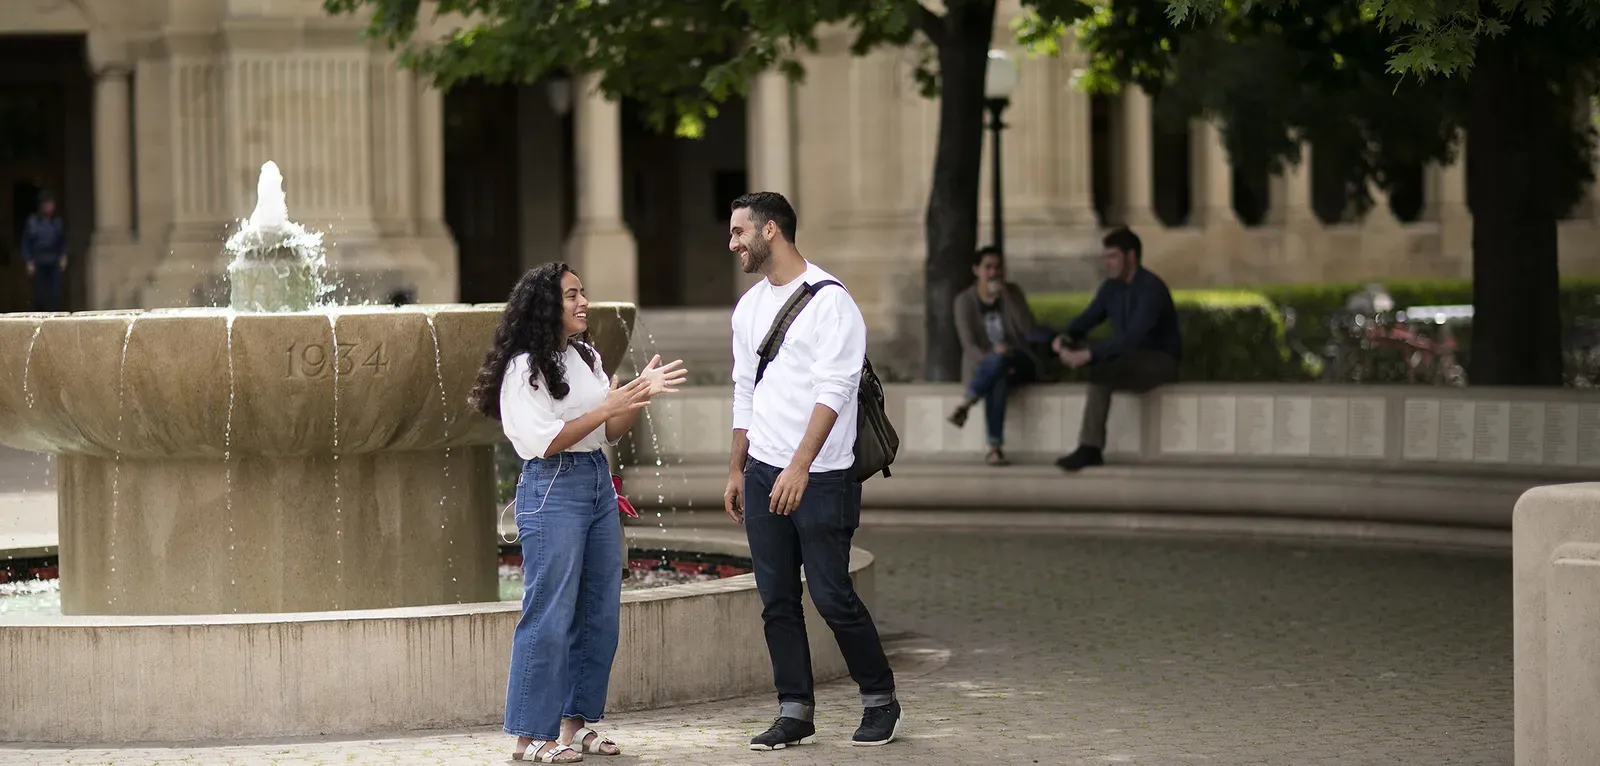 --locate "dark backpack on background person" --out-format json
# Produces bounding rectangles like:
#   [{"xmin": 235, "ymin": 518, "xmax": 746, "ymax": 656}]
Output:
[{"xmin": 753, "ymin": 280, "xmax": 899, "ymax": 481}]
